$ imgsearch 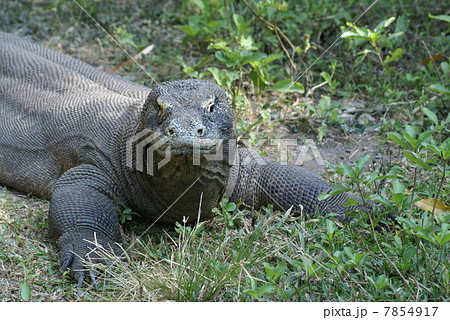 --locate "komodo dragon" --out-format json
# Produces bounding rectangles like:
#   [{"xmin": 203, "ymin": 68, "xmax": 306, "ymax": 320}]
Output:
[{"xmin": 0, "ymin": 32, "xmax": 389, "ymax": 286}]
